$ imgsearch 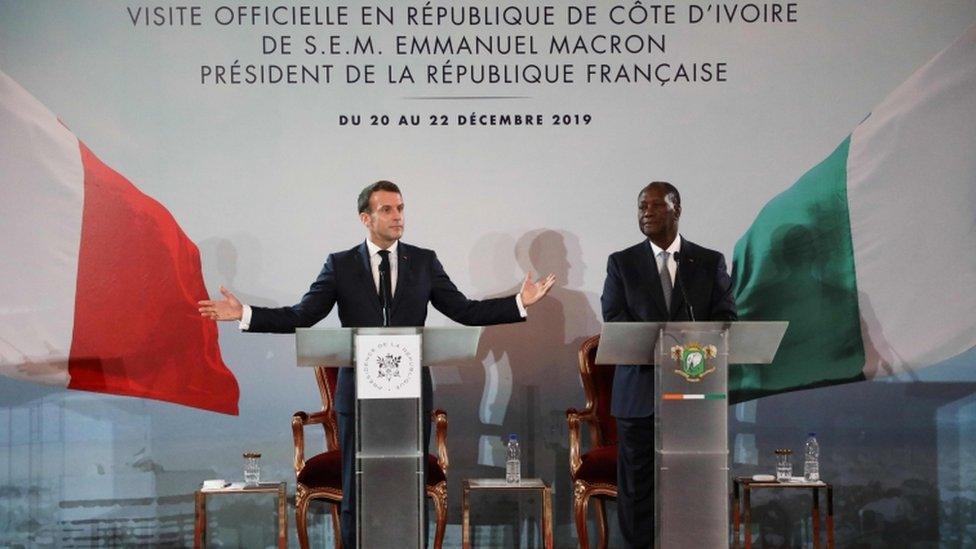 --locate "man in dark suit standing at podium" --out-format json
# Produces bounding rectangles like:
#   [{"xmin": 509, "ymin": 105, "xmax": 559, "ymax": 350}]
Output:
[
  {"xmin": 601, "ymin": 181, "xmax": 737, "ymax": 548},
  {"xmin": 199, "ymin": 180, "xmax": 555, "ymax": 547}
]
